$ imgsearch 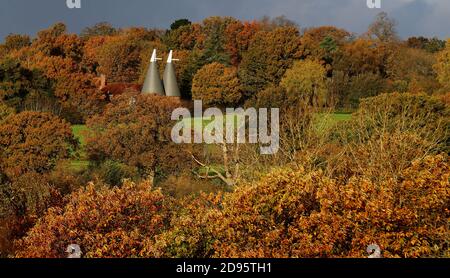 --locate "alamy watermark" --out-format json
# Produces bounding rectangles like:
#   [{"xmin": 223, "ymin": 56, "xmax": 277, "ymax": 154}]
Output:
[
  {"xmin": 367, "ymin": 0, "xmax": 381, "ymax": 9},
  {"xmin": 67, "ymin": 1, "xmax": 380, "ymax": 10},
  {"xmin": 171, "ymin": 101, "xmax": 280, "ymax": 155},
  {"xmin": 66, "ymin": 0, "xmax": 81, "ymax": 9}
]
